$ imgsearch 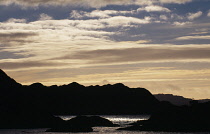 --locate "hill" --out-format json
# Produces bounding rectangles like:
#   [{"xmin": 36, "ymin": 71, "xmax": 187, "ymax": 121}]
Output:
[
  {"xmin": 0, "ymin": 69, "xmax": 159, "ymax": 115},
  {"xmin": 154, "ymin": 94, "xmax": 210, "ymax": 106},
  {"xmin": 1, "ymin": 68, "xmax": 210, "ymax": 131},
  {"xmin": 0, "ymin": 69, "xmax": 21, "ymax": 89}
]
